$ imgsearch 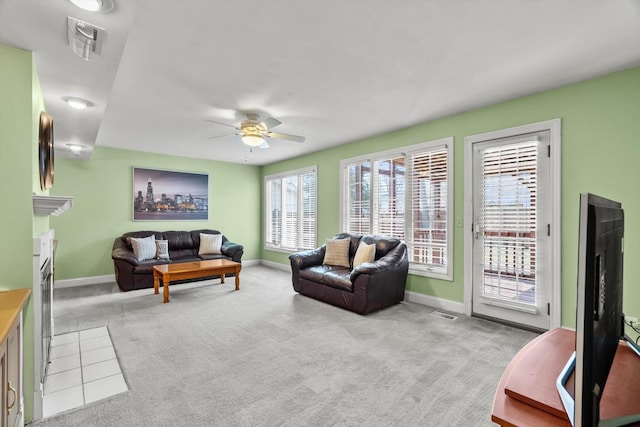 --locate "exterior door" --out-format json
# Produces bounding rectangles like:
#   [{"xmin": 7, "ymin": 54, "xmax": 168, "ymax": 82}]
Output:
[{"xmin": 470, "ymin": 131, "xmax": 551, "ymax": 330}]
